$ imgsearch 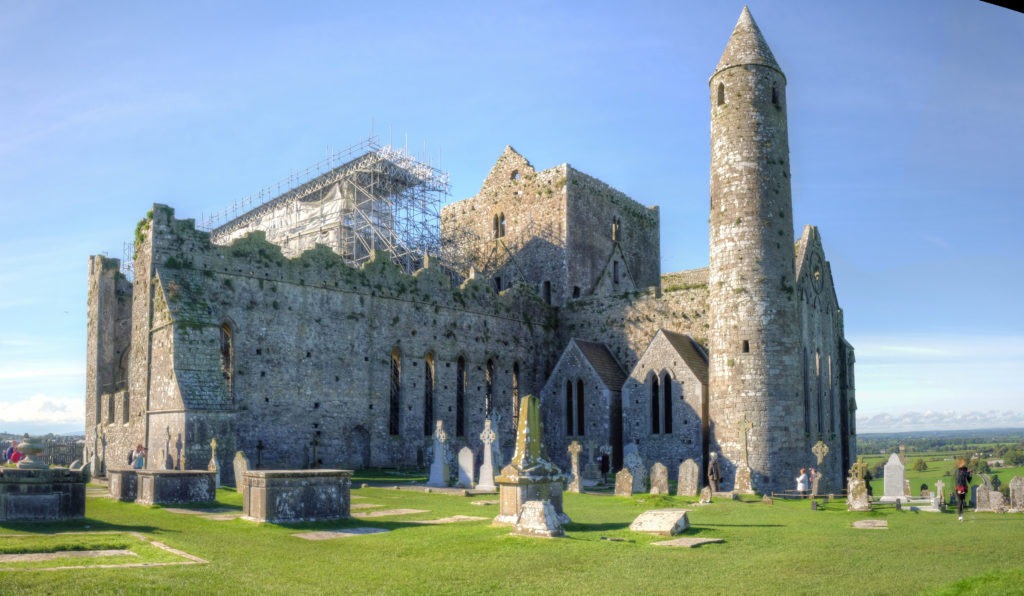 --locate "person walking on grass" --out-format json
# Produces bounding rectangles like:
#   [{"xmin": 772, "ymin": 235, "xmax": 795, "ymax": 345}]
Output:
[
  {"xmin": 955, "ymin": 458, "xmax": 972, "ymax": 522},
  {"xmin": 796, "ymin": 468, "xmax": 808, "ymax": 497}
]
